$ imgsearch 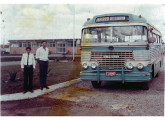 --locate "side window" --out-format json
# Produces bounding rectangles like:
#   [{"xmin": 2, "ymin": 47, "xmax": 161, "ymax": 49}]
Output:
[
  {"xmin": 156, "ymin": 35, "xmax": 158, "ymax": 43},
  {"xmin": 154, "ymin": 34, "xmax": 157, "ymax": 43},
  {"xmin": 160, "ymin": 36, "xmax": 162, "ymax": 43},
  {"xmin": 148, "ymin": 31, "xmax": 152, "ymax": 38},
  {"xmin": 153, "ymin": 34, "xmax": 158, "ymax": 43},
  {"xmin": 157, "ymin": 36, "xmax": 159, "ymax": 43}
]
